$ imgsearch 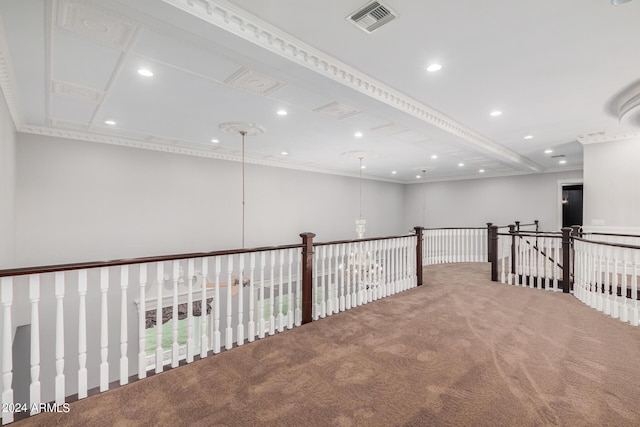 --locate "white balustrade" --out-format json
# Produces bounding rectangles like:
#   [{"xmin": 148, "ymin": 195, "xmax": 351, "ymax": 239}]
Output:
[{"xmin": 0, "ymin": 235, "xmax": 420, "ymax": 424}]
